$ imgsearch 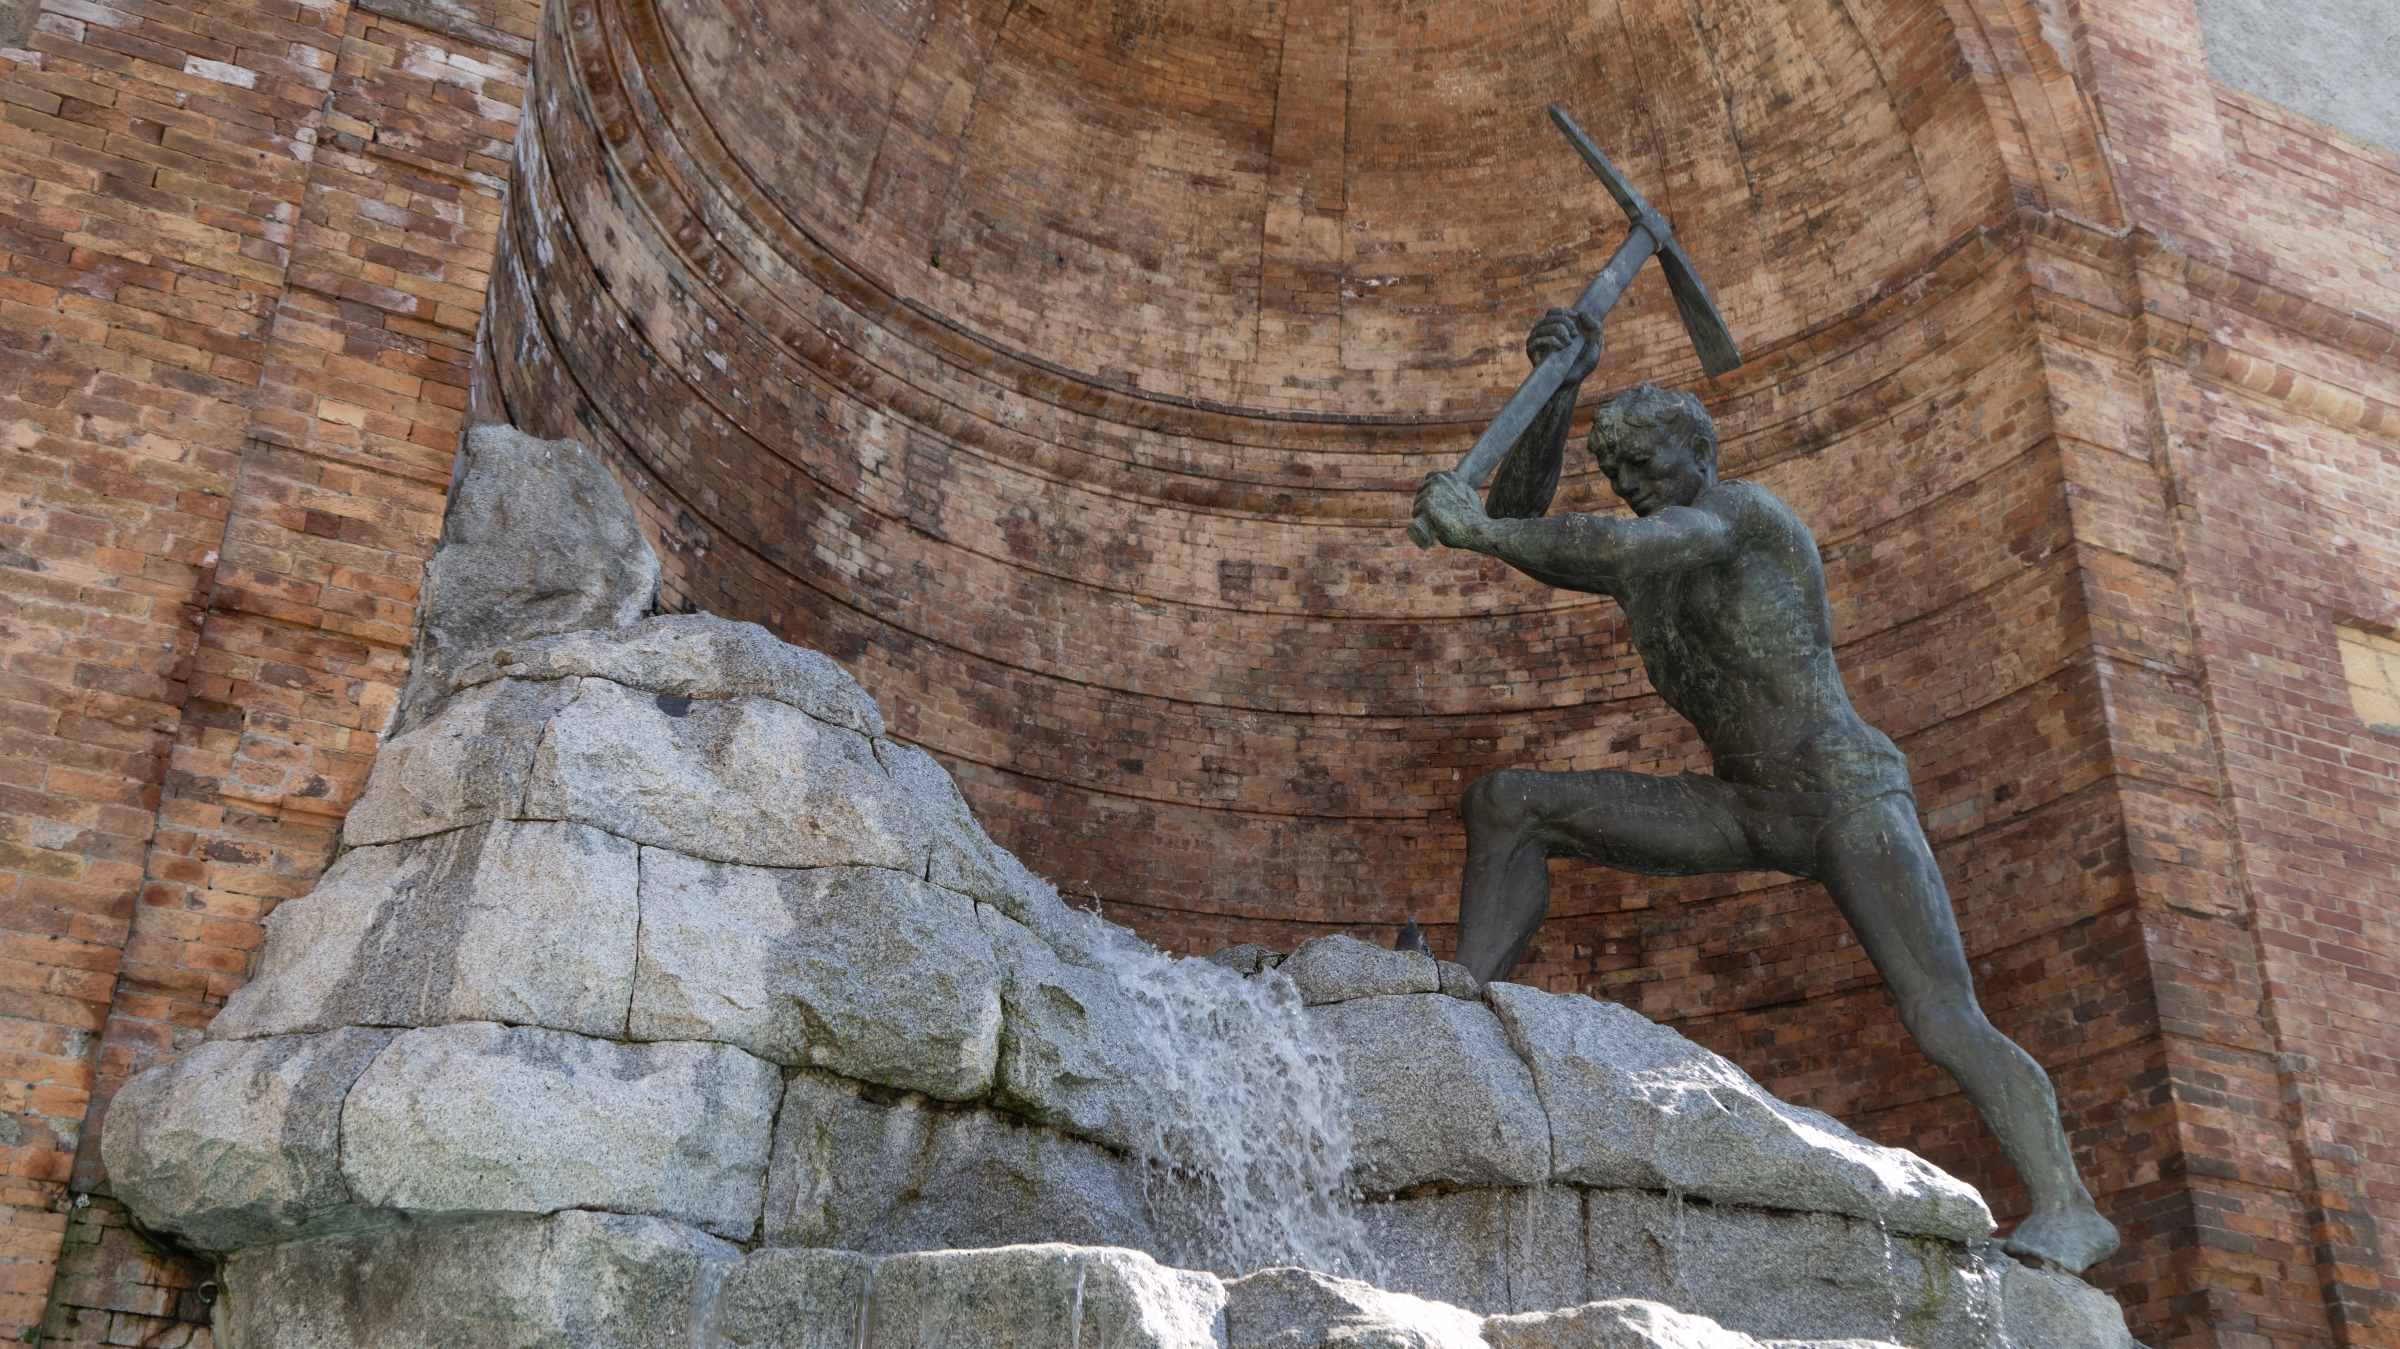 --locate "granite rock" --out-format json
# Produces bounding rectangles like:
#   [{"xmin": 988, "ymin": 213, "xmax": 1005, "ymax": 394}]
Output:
[
  {"xmin": 218, "ymin": 1210, "xmax": 736, "ymax": 1349},
  {"xmin": 1486, "ymin": 984, "xmax": 1991, "ymax": 1241},
  {"xmin": 1995, "ymin": 1258, "xmax": 2141, "ymax": 1348},
  {"xmin": 342, "ymin": 676, "xmax": 574, "ymax": 846},
  {"xmin": 100, "ymin": 1029, "xmax": 395, "ymax": 1251},
  {"xmin": 1280, "ymin": 936, "xmax": 1438, "ymax": 1006},
  {"xmin": 987, "ymin": 849, "xmax": 1167, "ymax": 973},
  {"xmin": 524, "ymin": 676, "xmax": 925, "ymax": 872},
  {"xmin": 395, "ymin": 424, "xmax": 658, "ymax": 730},
  {"xmin": 1311, "ymin": 994, "xmax": 1550, "ymax": 1194},
  {"xmin": 1358, "ymin": 1185, "xmax": 1586, "ymax": 1314},
  {"xmin": 980, "ymin": 905, "xmax": 1172, "ymax": 1151},
  {"xmin": 1580, "ymin": 1189, "xmax": 1999, "ymax": 1349},
  {"xmin": 1488, "ymin": 1299, "xmax": 1891, "ymax": 1349},
  {"xmin": 340, "ymin": 1022, "xmax": 780, "ymax": 1239},
  {"xmin": 1222, "ymin": 1266, "xmax": 1484, "ymax": 1349},
  {"xmin": 448, "ymin": 611, "xmax": 884, "ymax": 736},
  {"xmin": 712, "ymin": 1246, "xmax": 877, "ymax": 1349},
  {"xmin": 867, "ymin": 1245, "xmax": 1229, "ymax": 1349},
  {"xmin": 761, "ymin": 1070, "xmax": 1163, "ymax": 1259},
  {"xmin": 631, "ymin": 852, "xmax": 1001, "ymax": 1098},
  {"xmin": 210, "ymin": 820, "xmax": 638, "ymax": 1041},
  {"xmin": 876, "ymin": 738, "xmax": 1019, "ymax": 904},
  {"xmin": 1204, "ymin": 944, "xmax": 1276, "ymax": 976},
  {"xmin": 1436, "ymin": 962, "xmax": 1482, "ymax": 1000}
]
